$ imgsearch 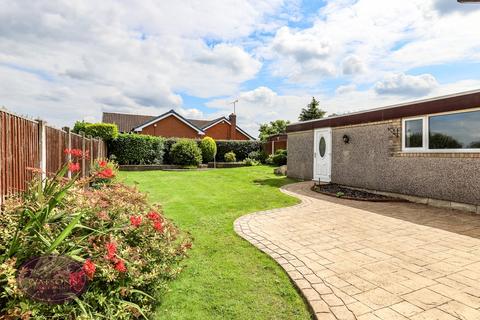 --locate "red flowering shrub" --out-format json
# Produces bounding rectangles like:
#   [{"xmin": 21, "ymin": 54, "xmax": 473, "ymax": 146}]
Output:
[
  {"xmin": 90, "ymin": 158, "xmax": 118, "ymax": 188},
  {"xmin": 0, "ymin": 161, "xmax": 192, "ymax": 319}
]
